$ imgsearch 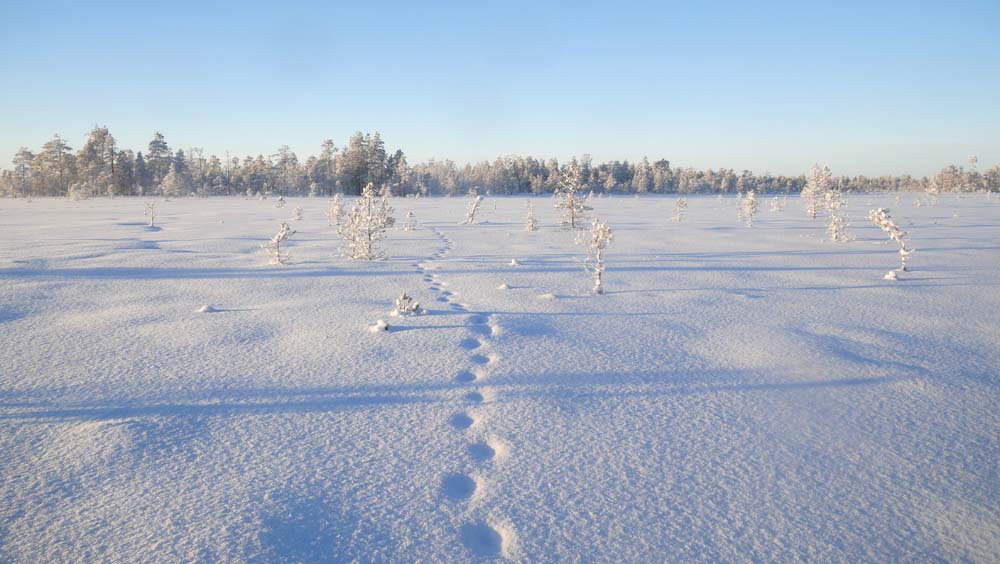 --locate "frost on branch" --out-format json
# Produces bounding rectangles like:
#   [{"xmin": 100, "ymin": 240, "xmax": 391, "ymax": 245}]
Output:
[
  {"xmin": 393, "ymin": 293, "xmax": 422, "ymax": 316},
  {"xmin": 261, "ymin": 221, "xmax": 296, "ymax": 265},
  {"xmin": 460, "ymin": 193, "xmax": 483, "ymax": 225},
  {"xmin": 742, "ymin": 191, "xmax": 758, "ymax": 227},
  {"xmin": 338, "ymin": 182, "xmax": 395, "ymax": 260},
  {"xmin": 327, "ymin": 193, "xmax": 344, "ymax": 226},
  {"xmin": 672, "ymin": 198, "xmax": 688, "ymax": 223},
  {"xmin": 802, "ymin": 164, "xmax": 831, "ymax": 219},
  {"xmin": 577, "ymin": 218, "xmax": 613, "ymax": 294},
  {"xmin": 867, "ymin": 207, "xmax": 912, "ymax": 278},
  {"xmin": 524, "ymin": 201, "xmax": 538, "ymax": 231},
  {"xmin": 554, "ymin": 162, "xmax": 592, "ymax": 230}
]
